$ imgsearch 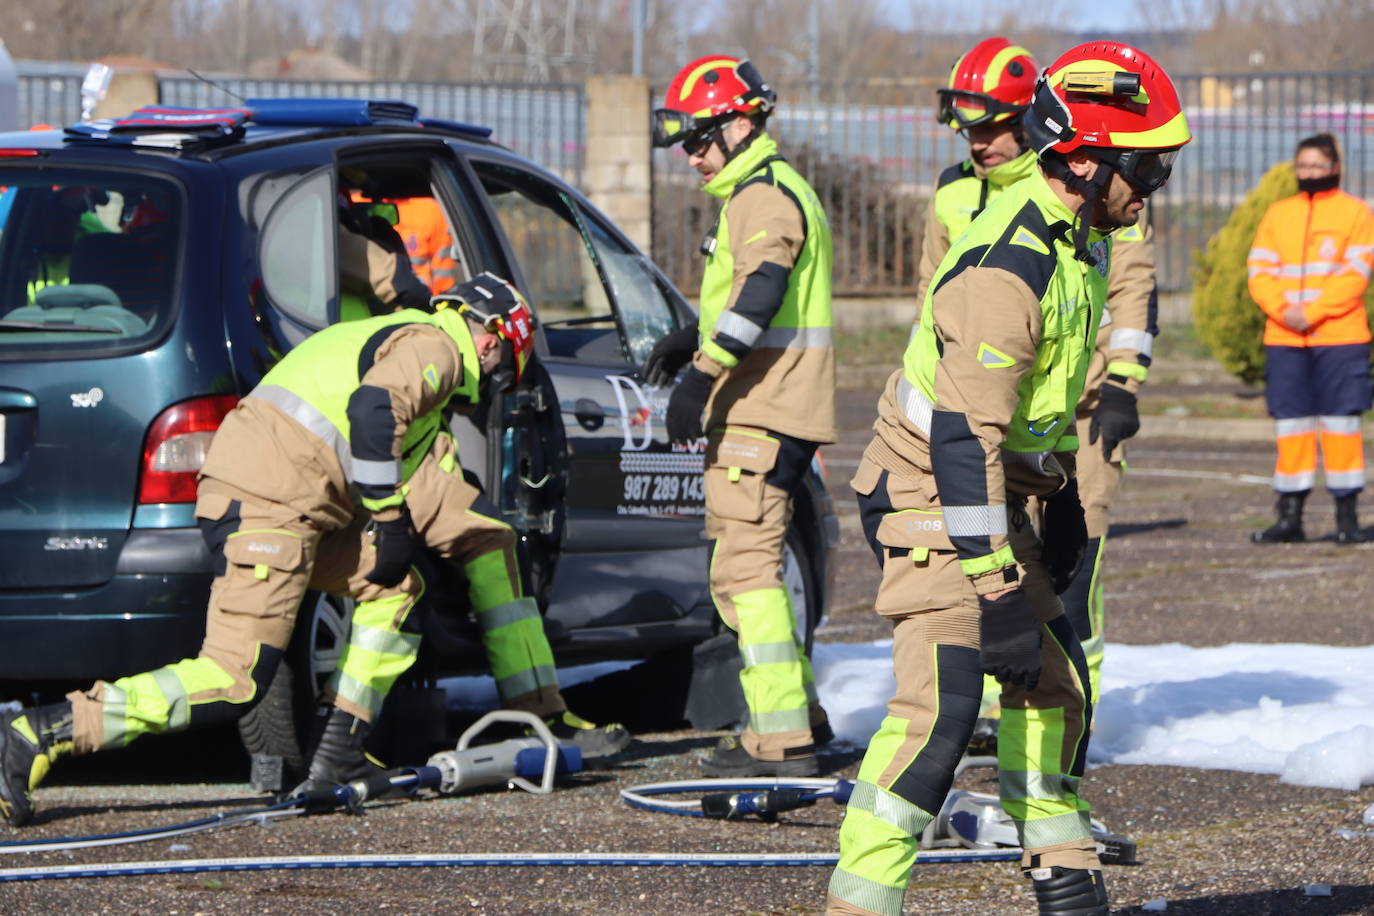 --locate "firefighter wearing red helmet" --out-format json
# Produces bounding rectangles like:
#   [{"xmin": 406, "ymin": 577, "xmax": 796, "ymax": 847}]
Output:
[
  {"xmin": 0, "ymin": 274, "xmax": 631, "ymax": 828},
  {"xmin": 645, "ymin": 55, "xmax": 835, "ymax": 777},
  {"xmin": 924, "ymin": 38, "xmax": 1165, "ymax": 757},
  {"xmin": 827, "ymin": 42, "xmax": 1189, "ymax": 916}
]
